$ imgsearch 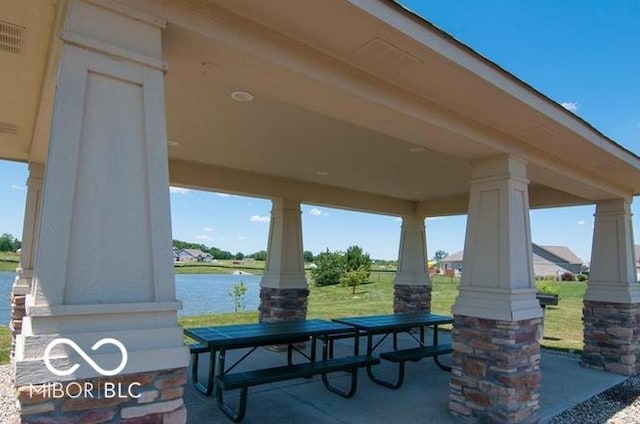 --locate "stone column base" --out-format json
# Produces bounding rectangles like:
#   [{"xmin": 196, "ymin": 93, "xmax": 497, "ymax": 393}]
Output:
[
  {"xmin": 9, "ymin": 291, "xmax": 26, "ymax": 362},
  {"xmin": 259, "ymin": 287, "xmax": 309, "ymax": 322},
  {"xmin": 450, "ymin": 315, "xmax": 542, "ymax": 424},
  {"xmin": 582, "ymin": 301, "xmax": 640, "ymax": 375},
  {"xmin": 393, "ymin": 285, "xmax": 431, "ymax": 314},
  {"xmin": 17, "ymin": 368, "xmax": 187, "ymax": 424}
]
